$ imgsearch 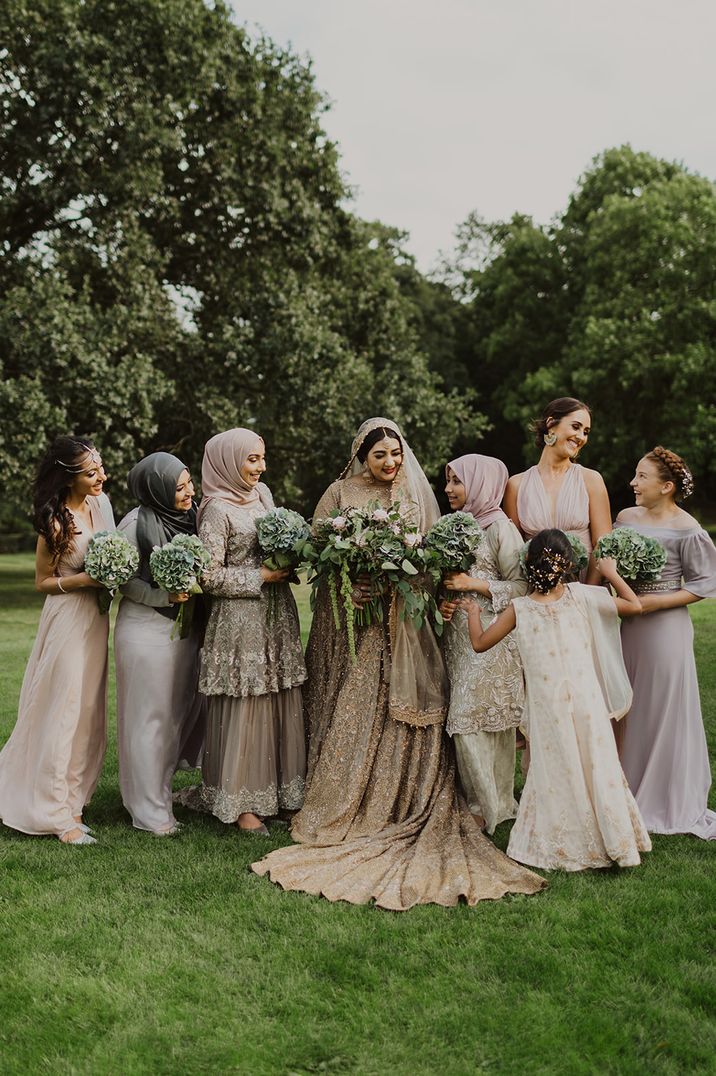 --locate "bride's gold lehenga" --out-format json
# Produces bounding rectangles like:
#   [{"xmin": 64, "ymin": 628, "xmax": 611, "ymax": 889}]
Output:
[{"xmin": 252, "ymin": 419, "xmax": 546, "ymax": 909}]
